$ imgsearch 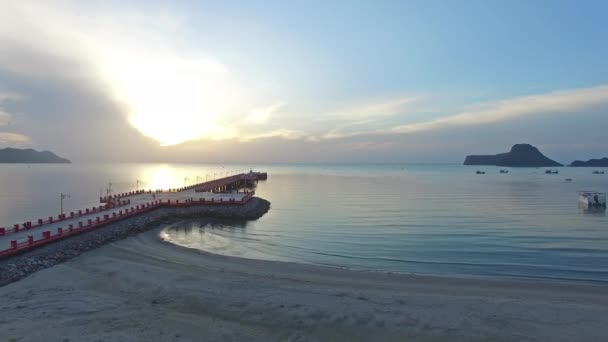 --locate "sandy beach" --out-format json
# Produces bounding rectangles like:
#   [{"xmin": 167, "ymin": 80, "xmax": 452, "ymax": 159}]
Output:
[{"xmin": 1, "ymin": 222, "xmax": 607, "ymax": 342}]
